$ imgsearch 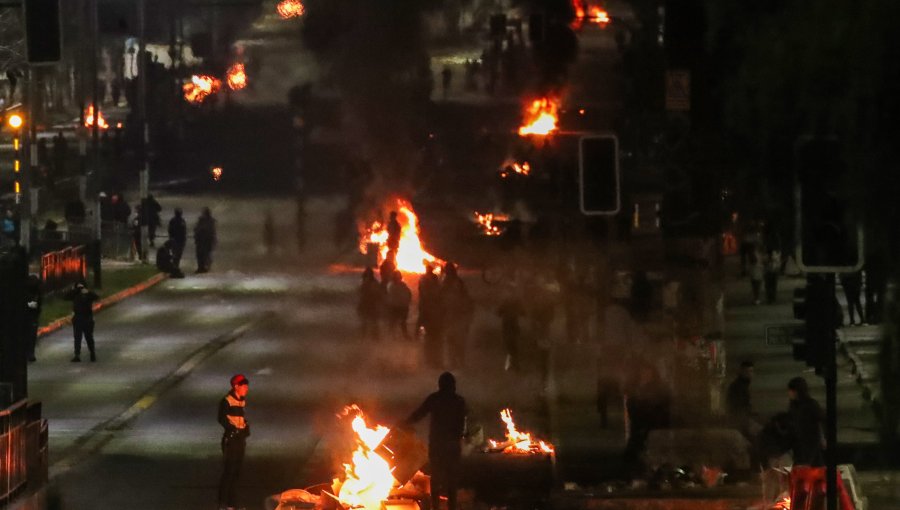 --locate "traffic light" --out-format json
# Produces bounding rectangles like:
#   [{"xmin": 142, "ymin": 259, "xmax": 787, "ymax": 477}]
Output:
[
  {"xmin": 578, "ymin": 134, "xmax": 620, "ymax": 215},
  {"xmin": 24, "ymin": 0, "xmax": 62, "ymax": 64},
  {"xmin": 797, "ymin": 275, "xmax": 840, "ymax": 371},
  {"xmin": 795, "ymin": 137, "xmax": 862, "ymax": 271}
]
